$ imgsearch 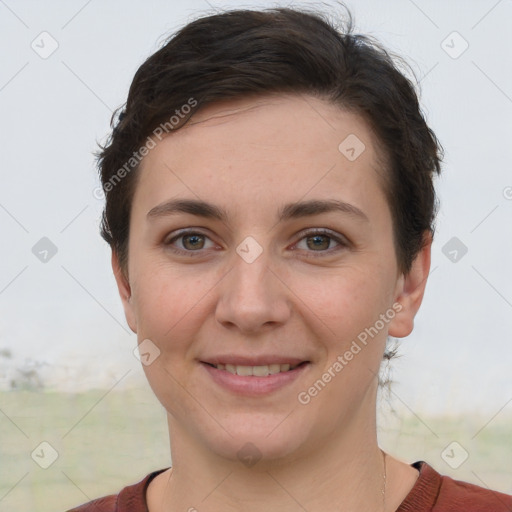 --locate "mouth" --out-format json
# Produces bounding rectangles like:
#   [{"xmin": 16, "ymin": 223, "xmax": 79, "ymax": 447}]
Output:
[
  {"xmin": 200, "ymin": 359, "xmax": 311, "ymax": 395},
  {"xmin": 202, "ymin": 361, "xmax": 309, "ymax": 377}
]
